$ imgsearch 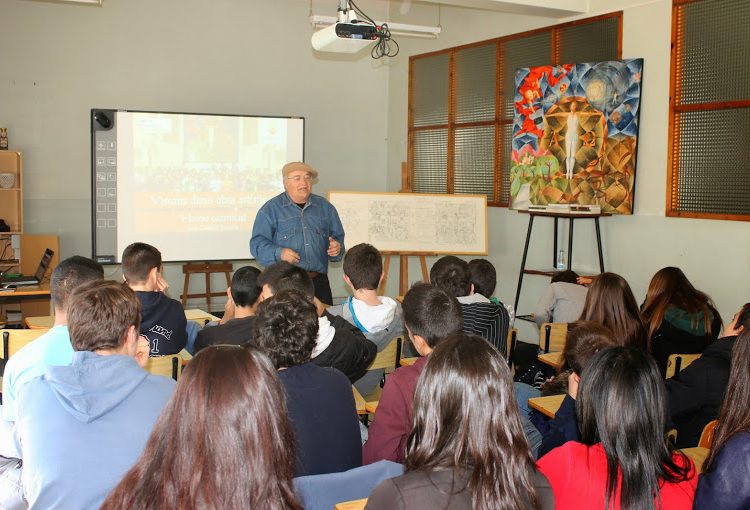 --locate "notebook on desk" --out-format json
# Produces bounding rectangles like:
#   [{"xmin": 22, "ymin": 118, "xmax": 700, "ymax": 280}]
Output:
[{"xmin": 0, "ymin": 248, "xmax": 54, "ymax": 287}]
